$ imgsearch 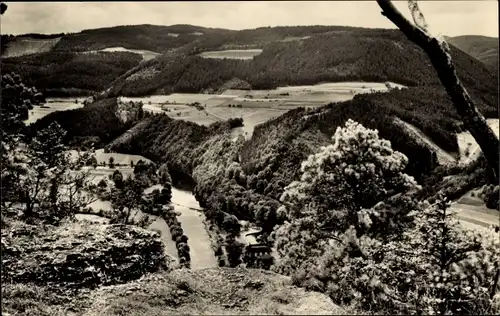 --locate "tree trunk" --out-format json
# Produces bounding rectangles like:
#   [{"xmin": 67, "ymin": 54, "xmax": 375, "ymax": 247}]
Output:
[{"xmin": 376, "ymin": 0, "xmax": 499, "ymax": 182}]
